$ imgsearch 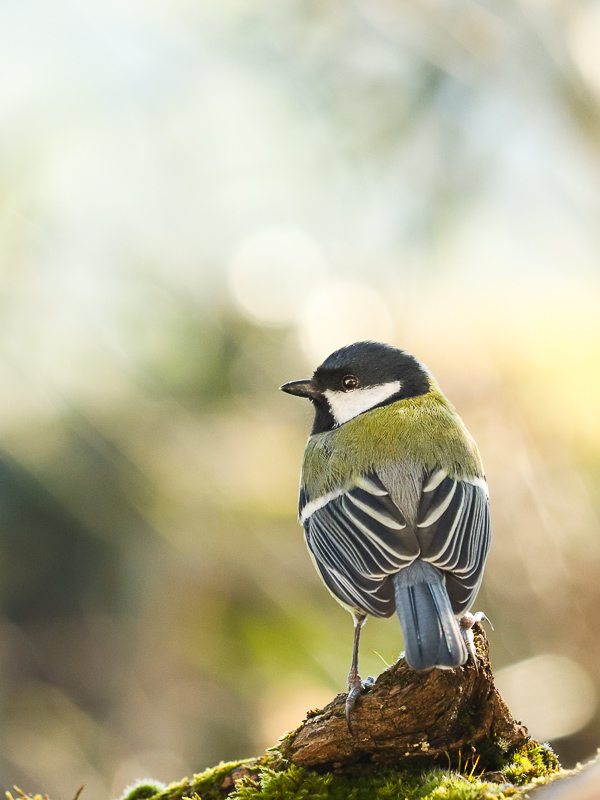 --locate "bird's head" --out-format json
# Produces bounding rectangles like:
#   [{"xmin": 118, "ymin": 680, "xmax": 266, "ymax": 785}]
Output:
[{"xmin": 280, "ymin": 341, "xmax": 431, "ymax": 434}]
